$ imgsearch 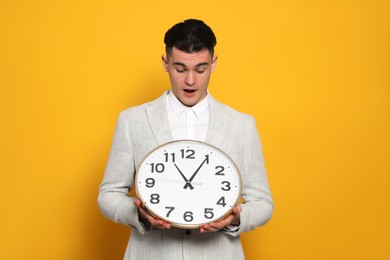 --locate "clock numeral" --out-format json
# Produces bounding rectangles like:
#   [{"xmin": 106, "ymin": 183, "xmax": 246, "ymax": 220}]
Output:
[
  {"xmin": 204, "ymin": 208, "xmax": 214, "ymax": 219},
  {"xmin": 150, "ymin": 163, "xmax": 165, "ymax": 173},
  {"xmin": 183, "ymin": 211, "xmax": 194, "ymax": 222},
  {"xmin": 216, "ymin": 196, "xmax": 226, "ymax": 207},
  {"xmin": 150, "ymin": 193, "xmax": 160, "ymax": 204},
  {"xmin": 221, "ymin": 181, "xmax": 231, "ymax": 191},
  {"xmin": 165, "ymin": 206, "xmax": 175, "ymax": 217},
  {"xmin": 215, "ymin": 166, "xmax": 225, "ymax": 176},
  {"xmin": 205, "ymin": 154, "xmax": 209, "ymax": 164},
  {"xmin": 164, "ymin": 152, "xmax": 175, "ymax": 163},
  {"xmin": 180, "ymin": 149, "xmax": 195, "ymax": 159},
  {"xmin": 145, "ymin": 178, "xmax": 155, "ymax": 188}
]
